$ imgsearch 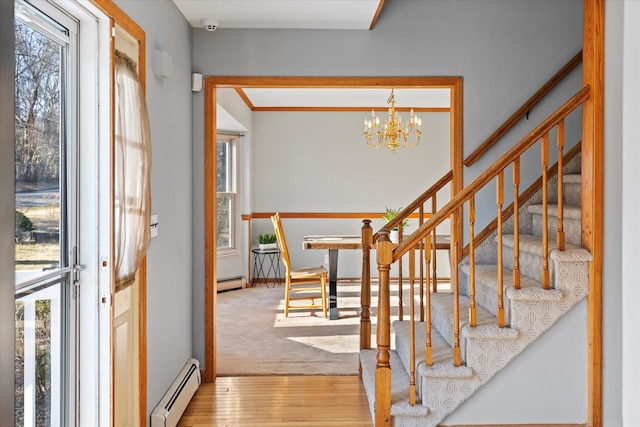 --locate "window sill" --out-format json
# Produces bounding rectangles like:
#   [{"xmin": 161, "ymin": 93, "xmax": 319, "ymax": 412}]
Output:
[{"xmin": 217, "ymin": 249, "xmax": 240, "ymax": 259}]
